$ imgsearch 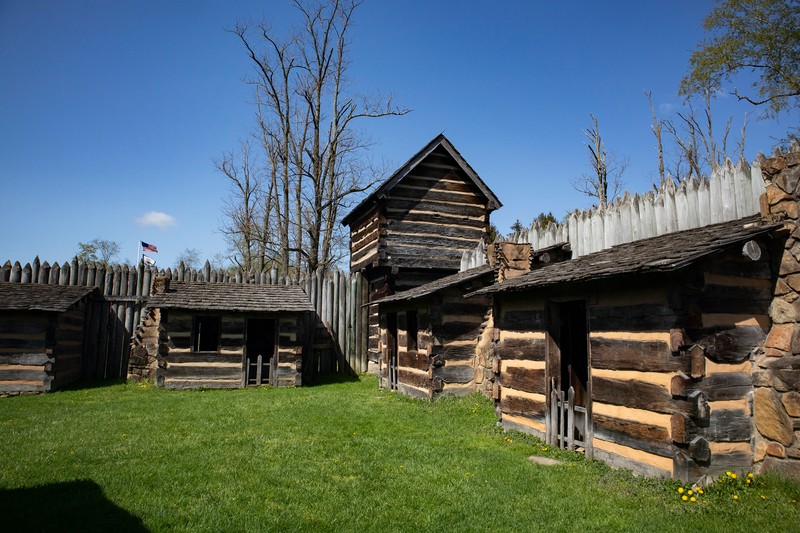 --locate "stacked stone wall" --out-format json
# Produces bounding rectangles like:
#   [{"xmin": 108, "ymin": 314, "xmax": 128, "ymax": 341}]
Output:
[{"xmin": 755, "ymin": 143, "xmax": 800, "ymax": 478}]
